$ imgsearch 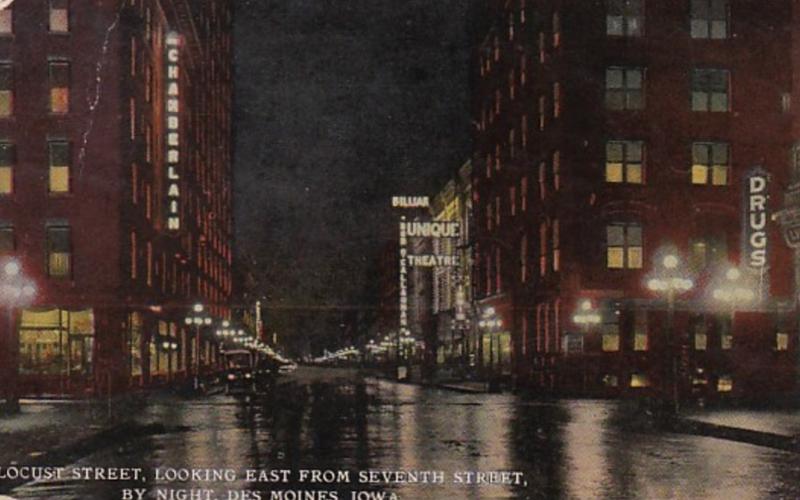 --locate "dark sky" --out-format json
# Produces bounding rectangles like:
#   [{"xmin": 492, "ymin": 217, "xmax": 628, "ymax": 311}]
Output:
[{"xmin": 233, "ymin": 0, "xmax": 477, "ymax": 348}]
